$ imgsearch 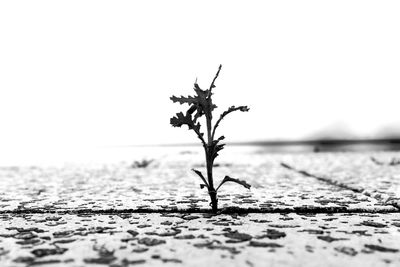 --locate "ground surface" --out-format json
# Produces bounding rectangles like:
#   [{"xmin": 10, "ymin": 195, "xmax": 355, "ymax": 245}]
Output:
[{"xmin": 1, "ymin": 147, "xmax": 400, "ymax": 266}]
